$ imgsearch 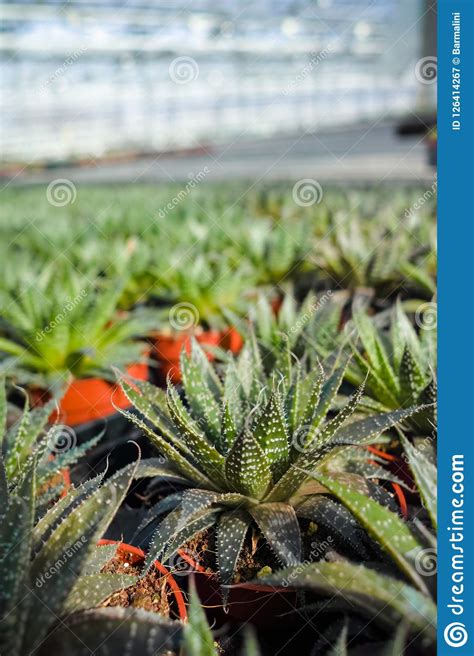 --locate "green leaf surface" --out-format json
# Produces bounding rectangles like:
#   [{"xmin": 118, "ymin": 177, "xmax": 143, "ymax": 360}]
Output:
[{"xmin": 225, "ymin": 430, "xmax": 271, "ymax": 499}]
